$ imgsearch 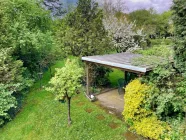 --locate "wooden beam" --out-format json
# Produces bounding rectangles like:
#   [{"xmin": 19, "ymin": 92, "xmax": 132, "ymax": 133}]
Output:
[
  {"xmin": 83, "ymin": 60, "xmax": 146, "ymax": 75},
  {"xmin": 125, "ymin": 71, "xmax": 128, "ymax": 80},
  {"xmin": 138, "ymin": 73, "xmax": 143, "ymax": 77},
  {"xmin": 85, "ymin": 62, "xmax": 90, "ymax": 96},
  {"xmin": 82, "ymin": 56, "xmax": 149, "ymax": 73}
]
